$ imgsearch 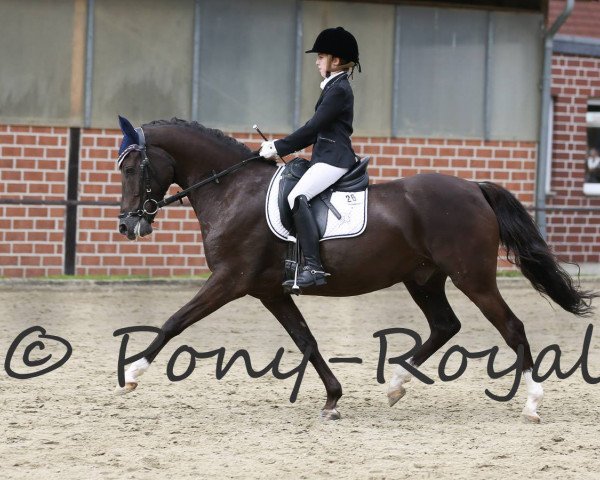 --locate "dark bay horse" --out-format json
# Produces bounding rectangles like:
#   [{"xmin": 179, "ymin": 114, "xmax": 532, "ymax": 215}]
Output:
[{"xmin": 116, "ymin": 117, "xmax": 594, "ymax": 422}]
